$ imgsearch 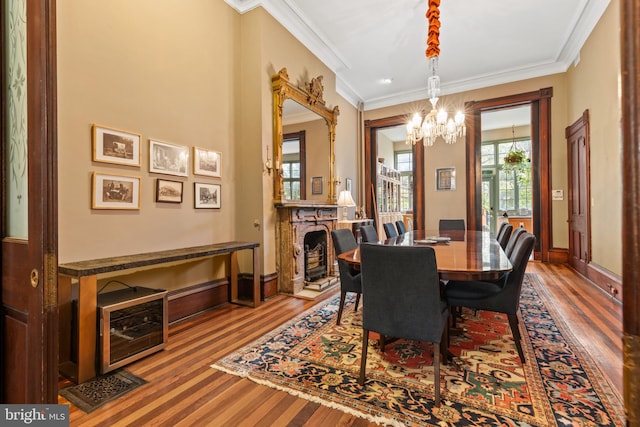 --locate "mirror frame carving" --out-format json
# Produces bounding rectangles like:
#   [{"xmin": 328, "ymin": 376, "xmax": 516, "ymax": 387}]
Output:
[{"xmin": 272, "ymin": 68, "xmax": 340, "ymax": 205}]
